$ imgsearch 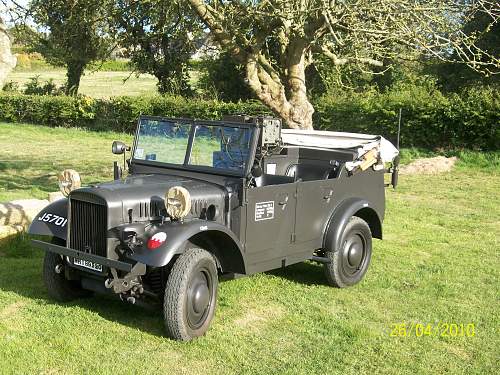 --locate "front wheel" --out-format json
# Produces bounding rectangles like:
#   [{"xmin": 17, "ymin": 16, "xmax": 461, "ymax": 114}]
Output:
[
  {"xmin": 43, "ymin": 251, "xmax": 92, "ymax": 302},
  {"xmin": 324, "ymin": 216, "xmax": 372, "ymax": 288},
  {"xmin": 163, "ymin": 248, "xmax": 218, "ymax": 341}
]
